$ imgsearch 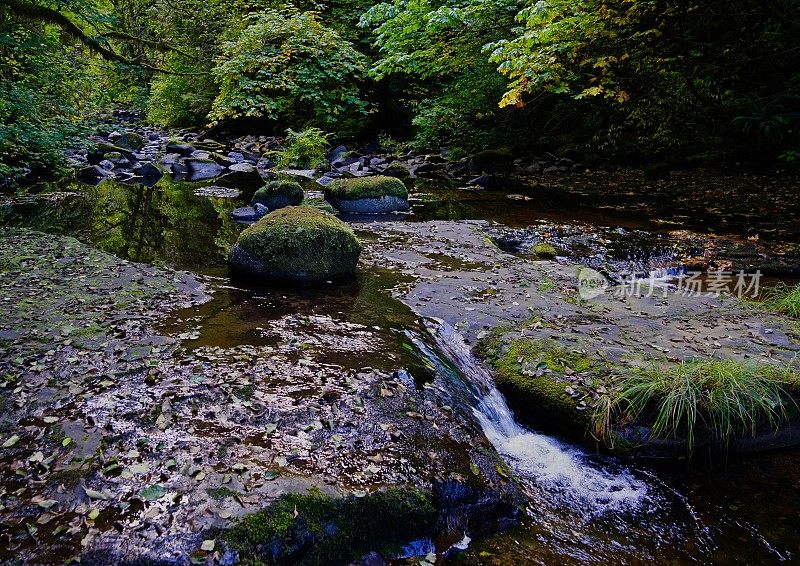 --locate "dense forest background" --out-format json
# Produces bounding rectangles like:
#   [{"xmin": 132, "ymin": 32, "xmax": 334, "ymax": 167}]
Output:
[{"xmin": 1, "ymin": 0, "xmax": 799, "ymax": 185}]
